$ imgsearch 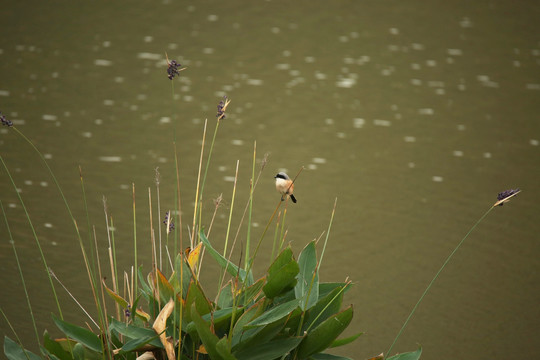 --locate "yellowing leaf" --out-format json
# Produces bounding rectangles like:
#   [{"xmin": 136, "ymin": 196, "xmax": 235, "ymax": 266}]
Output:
[
  {"xmin": 135, "ymin": 308, "xmax": 151, "ymax": 322},
  {"xmin": 188, "ymin": 242, "xmax": 203, "ymax": 270},
  {"xmin": 196, "ymin": 344, "xmax": 208, "ymax": 354}
]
